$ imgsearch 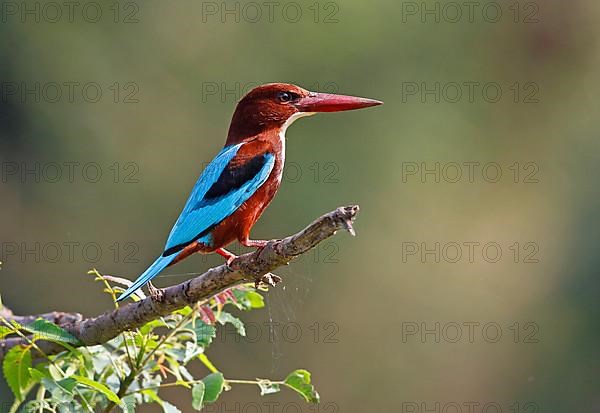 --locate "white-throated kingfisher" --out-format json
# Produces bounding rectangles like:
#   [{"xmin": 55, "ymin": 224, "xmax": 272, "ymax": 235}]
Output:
[{"xmin": 117, "ymin": 83, "xmax": 382, "ymax": 302}]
